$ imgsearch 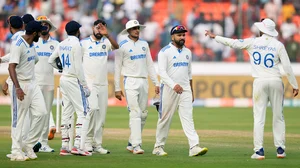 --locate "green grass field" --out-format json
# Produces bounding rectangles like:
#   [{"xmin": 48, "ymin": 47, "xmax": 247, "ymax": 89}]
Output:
[{"xmin": 0, "ymin": 105, "xmax": 300, "ymax": 168}]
